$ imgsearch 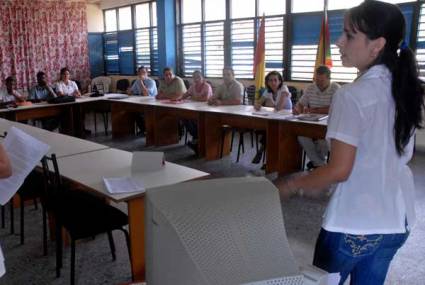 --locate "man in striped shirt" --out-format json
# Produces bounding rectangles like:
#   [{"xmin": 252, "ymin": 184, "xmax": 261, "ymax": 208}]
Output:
[{"xmin": 293, "ymin": 65, "xmax": 340, "ymax": 169}]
